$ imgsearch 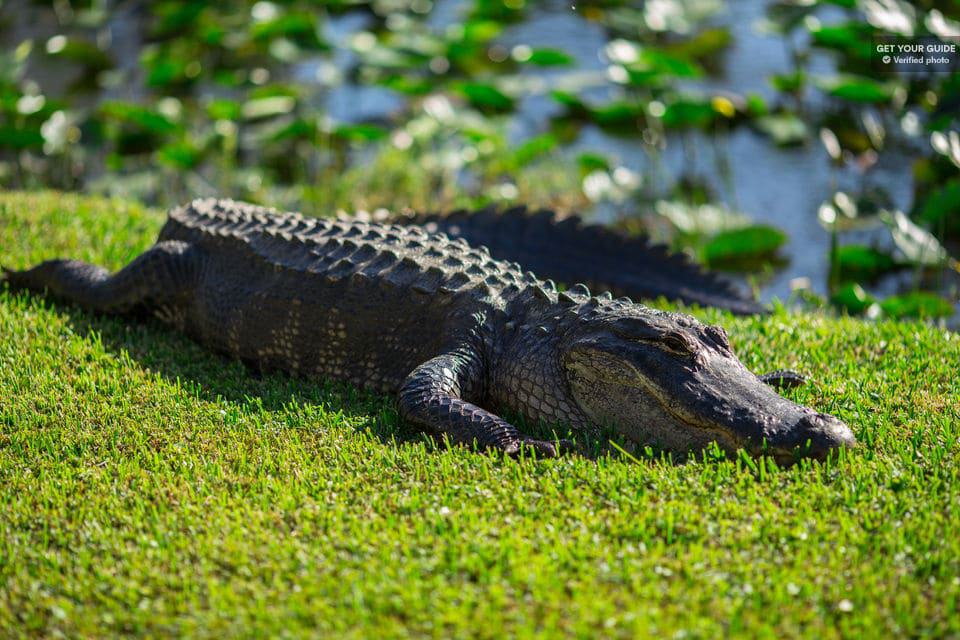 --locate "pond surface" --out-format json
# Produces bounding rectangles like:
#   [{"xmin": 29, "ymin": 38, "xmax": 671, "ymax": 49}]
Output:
[
  {"xmin": 1, "ymin": 0, "xmax": 956, "ymax": 320},
  {"xmin": 311, "ymin": 0, "xmax": 919, "ymax": 303}
]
